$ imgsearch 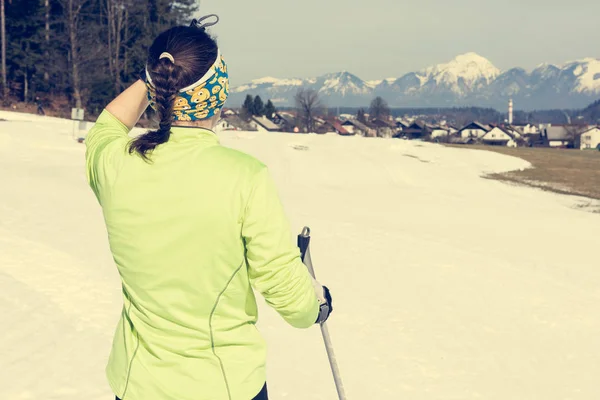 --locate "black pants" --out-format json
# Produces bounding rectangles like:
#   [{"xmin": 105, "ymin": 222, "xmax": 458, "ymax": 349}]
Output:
[{"xmin": 116, "ymin": 383, "xmax": 268, "ymax": 400}]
